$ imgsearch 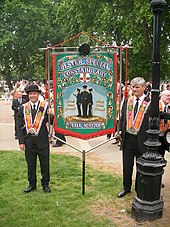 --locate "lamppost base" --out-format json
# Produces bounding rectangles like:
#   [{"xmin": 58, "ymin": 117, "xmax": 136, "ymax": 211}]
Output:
[{"xmin": 131, "ymin": 196, "xmax": 164, "ymax": 222}]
